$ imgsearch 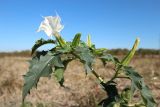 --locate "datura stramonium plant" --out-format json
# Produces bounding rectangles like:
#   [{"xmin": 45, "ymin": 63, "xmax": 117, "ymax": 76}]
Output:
[{"xmin": 22, "ymin": 15, "xmax": 157, "ymax": 107}]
